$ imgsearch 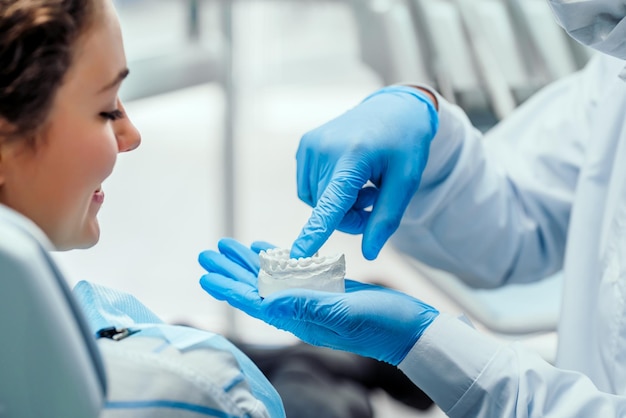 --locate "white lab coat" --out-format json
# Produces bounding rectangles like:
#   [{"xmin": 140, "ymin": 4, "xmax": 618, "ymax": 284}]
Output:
[{"xmin": 392, "ymin": 53, "xmax": 626, "ymax": 416}]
